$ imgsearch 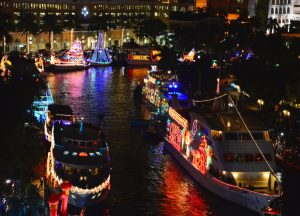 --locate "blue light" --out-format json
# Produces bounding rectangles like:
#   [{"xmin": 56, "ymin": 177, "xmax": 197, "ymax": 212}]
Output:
[
  {"xmin": 168, "ymin": 84, "xmax": 173, "ymax": 88},
  {"xmin": 174, "ymin": 84, "xmax": 178, "ymax": 88}
]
